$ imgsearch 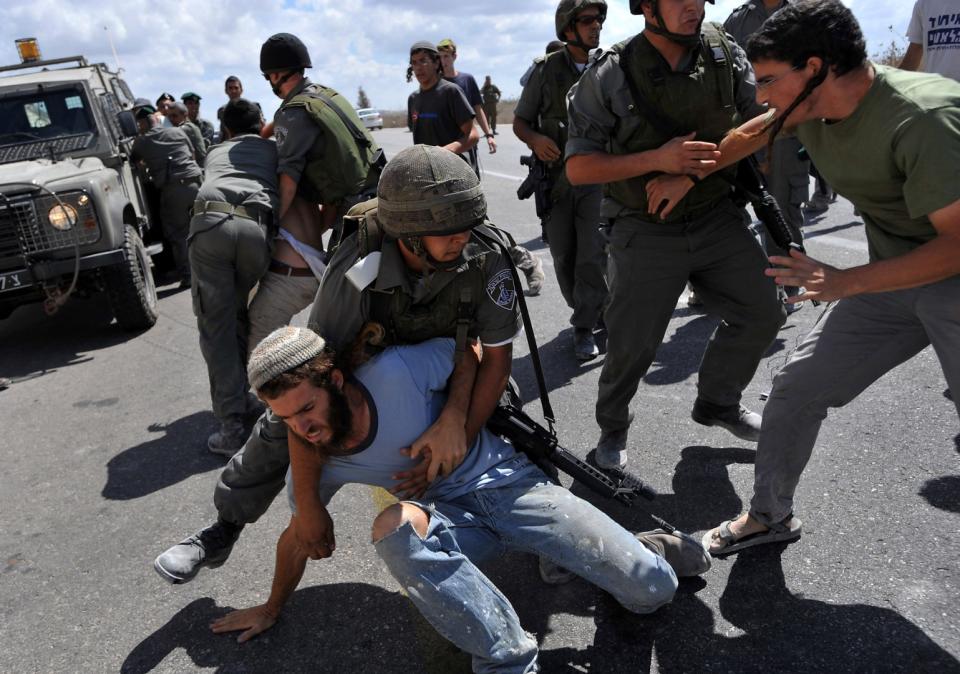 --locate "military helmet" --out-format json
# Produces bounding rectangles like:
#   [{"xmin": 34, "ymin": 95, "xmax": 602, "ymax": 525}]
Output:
[
  {"xmin": 555, "ymin": 0, "xmax": 608, "ymax": 41},
  {"xmin": 260, "ymin": 33, "xmax": 312, "ymax": 74},
  {"xmin": 377, "ymin": 145, "xmax": 486, "ymax": 238}
]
